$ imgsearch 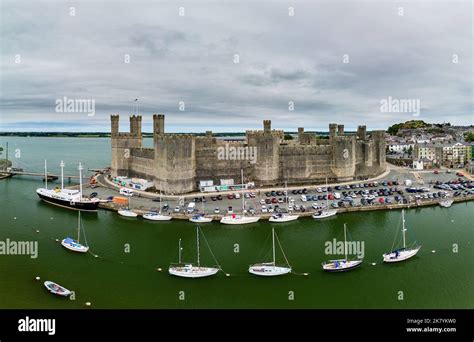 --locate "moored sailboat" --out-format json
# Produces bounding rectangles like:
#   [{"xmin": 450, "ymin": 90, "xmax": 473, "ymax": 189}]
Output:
[
  {"xmin": 383, "ymin": 209, "xmax": 421, "ymax": 263},
  {"xmin": 168, "ymin": 227, "xmax": 220, "ymax": 278},
  {"xmin": 221, "ymin": 169, "xmax": 260, "ymax": 225},
  {"xmin": 313, "ymin": 177, "xmax": 337, "ymax": 219},
  {"xmin": 249, "ymin": 228, "xmax": 292, "ymax": 276},
  {"xmin": 269, "ymin": 182, "xmax": 299, "ymax": 223},
  {"xmin": 322, "ymin": 223, "xmax": 363, "ymax": 272},
  {"xmin": 61, "ymin": 211, "xmax": 89, "ymax": 253}
]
